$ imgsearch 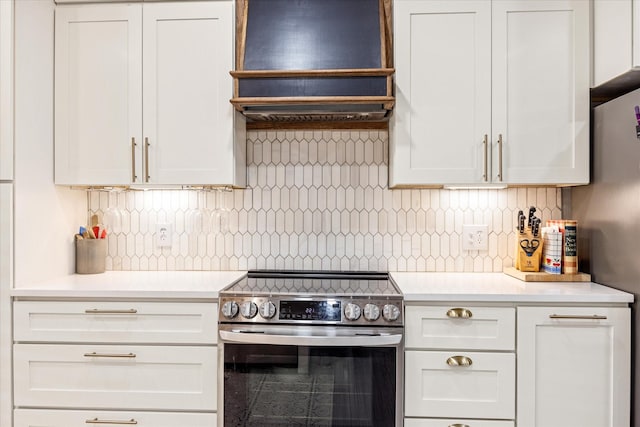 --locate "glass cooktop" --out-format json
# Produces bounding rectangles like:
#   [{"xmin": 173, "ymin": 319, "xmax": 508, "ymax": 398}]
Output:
[{"xmin": 223, "ymin": 270, "xmax": 401, "ymax": 297}]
